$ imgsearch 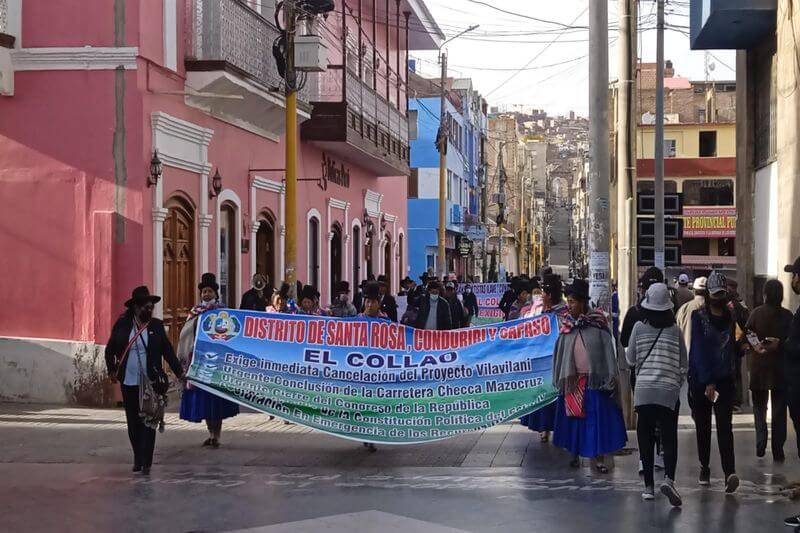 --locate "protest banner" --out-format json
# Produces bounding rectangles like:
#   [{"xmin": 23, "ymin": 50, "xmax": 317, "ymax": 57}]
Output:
[
  {"xmin": 188, "ymin": 310, "xmax": 558, "ymax": 444},
  {"xmin": 457, "ymin": 283, "xmax": 509, "ymax": 325}
]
